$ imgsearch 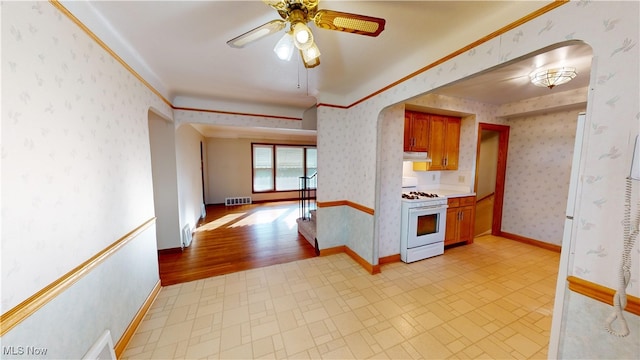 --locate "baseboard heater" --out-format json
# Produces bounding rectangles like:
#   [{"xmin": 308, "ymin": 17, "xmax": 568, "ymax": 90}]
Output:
[
  {"xmin": 182, "ymin": 224, "xmax": 193, "ymax": 248},
  {"xmin": 225, "ymin": 197, "xmax": 252, "ymax": 206}
]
